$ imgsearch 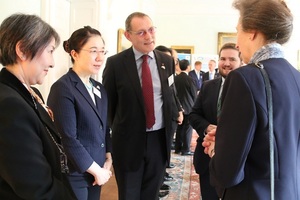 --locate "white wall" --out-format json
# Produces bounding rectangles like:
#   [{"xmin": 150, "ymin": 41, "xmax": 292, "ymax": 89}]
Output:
[{"xmin": 1, "ymin": 0, "xmax": 300, "ymax": 98}]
